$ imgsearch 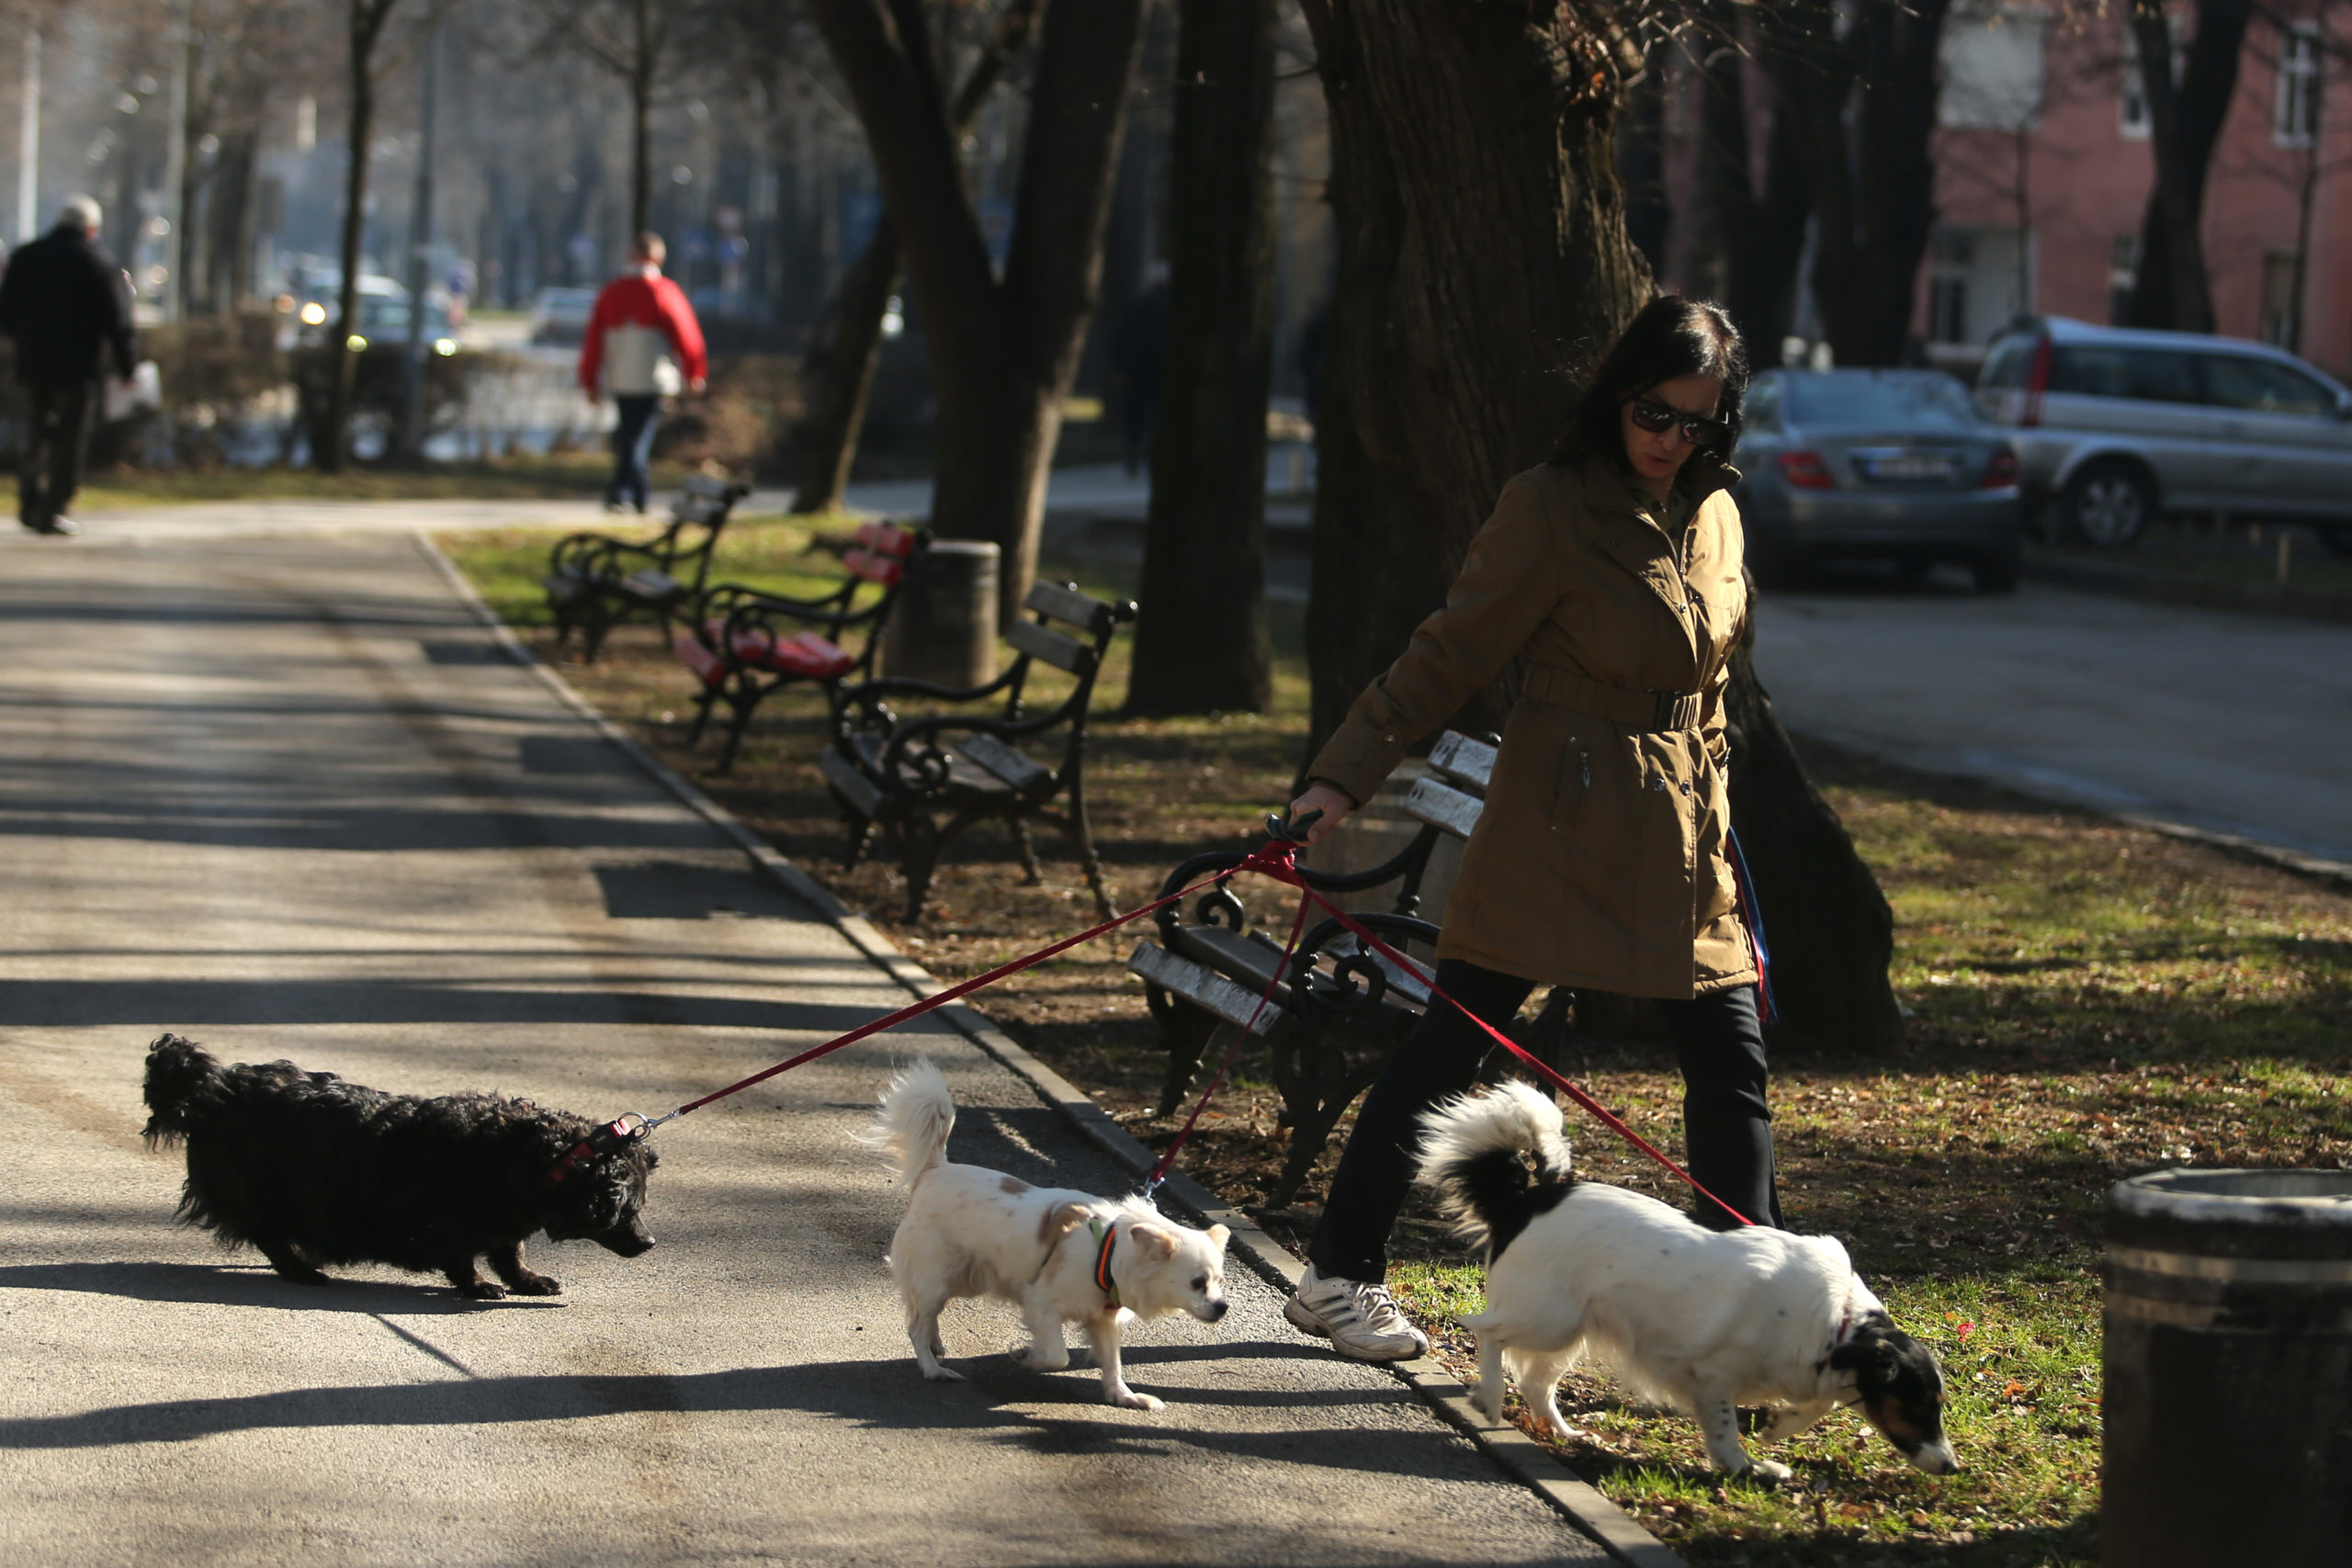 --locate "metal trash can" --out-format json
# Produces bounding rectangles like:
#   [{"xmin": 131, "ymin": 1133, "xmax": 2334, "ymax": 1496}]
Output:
[
  {"xmin": 882, "ymin": 539, "xmax": 998, "ymax": 688},
  {"xmin": 2104, "ymin": 1168, "xmax": 2352, "ymax": 1567}
]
